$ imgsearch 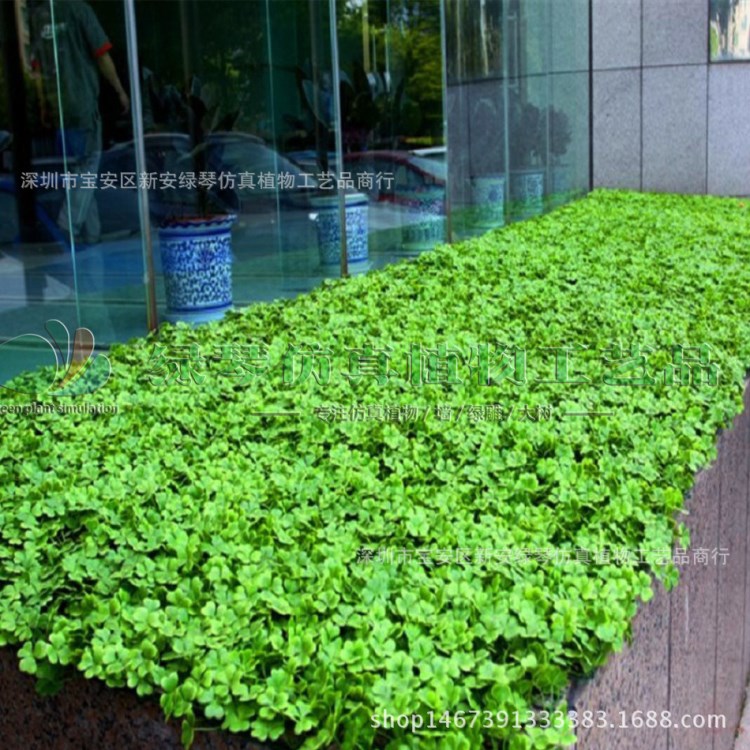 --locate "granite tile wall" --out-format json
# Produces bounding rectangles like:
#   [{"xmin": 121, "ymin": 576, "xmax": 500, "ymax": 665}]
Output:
[{"xmin": 592, "ymin": 0, "xmax": 750, "ymax": 196}]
